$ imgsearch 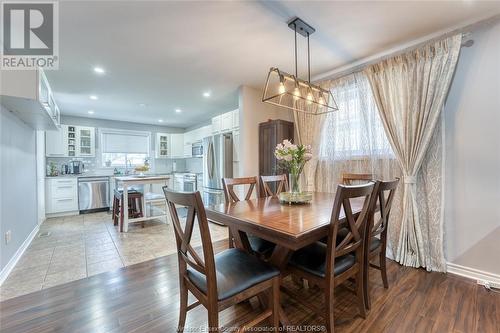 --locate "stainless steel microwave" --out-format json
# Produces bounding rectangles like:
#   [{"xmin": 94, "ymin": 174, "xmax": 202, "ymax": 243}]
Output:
[{"xmin": 192, "ymin": 141, "xmax": 203, "ymax": 157}]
